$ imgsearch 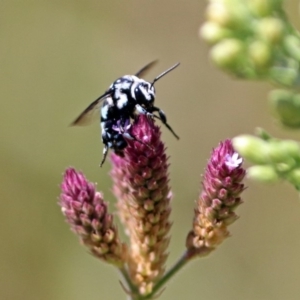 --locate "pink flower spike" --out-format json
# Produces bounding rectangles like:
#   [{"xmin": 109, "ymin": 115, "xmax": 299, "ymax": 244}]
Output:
[
  {"xmin": 186, "ymin": 139, "xmax": 246, "ymax": 258},
  {"xmin": 110, "ymin": 115, "xmax": 172, "ymax": 295},
  {"xmin": 59, "ymin": 168, "xmax": 126, "ymax": 267}
]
